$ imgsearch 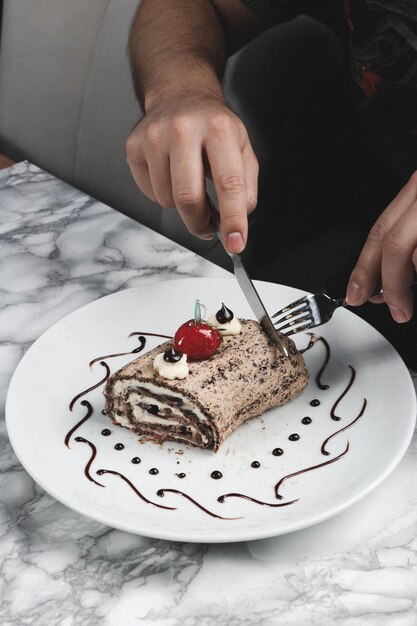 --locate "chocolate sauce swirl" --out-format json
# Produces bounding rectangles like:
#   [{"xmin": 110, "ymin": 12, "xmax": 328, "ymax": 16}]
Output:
[
  {"xmin": 321, "ymin": 399, "xmax": 367, "ymax": 455},
  {"xmin": 274, "ymin": 441, "xmax": 350, "ymax": 499},
  {"xmin": 300, "ymin": 333, "xmax": 330, "ymax": 389},
  {"xmin": 157, "ymin": 488, "xmax": 241, "ymax": 520},
  {"xmin": 88, "ymin": 336, "xmax": 146, "ymax": 368},
  {"xmin": 314, "ymin": 337, "xmax": 331, "ymax": 390},
  {"xmin": 218, "ymin": 493, "xmax": 298, "ymax": 507},
  {"xmin": 69, "ymin": 361, "xmax": 110, "ymax": 411},
  {"xmin": 331, "ymin": 365, "xmax": 356, "ymax": 421},
  {"xmin": 65, "ymin": 400, "xmax": 93, "ymax": 448},
  {"xmin": 73, "ymin": 437, "xmax": 105, "ymax": 487},
  {"xmin": 129, "ymin": 331, "xmax": 173, "ymax": 340},
  {"xmin": 96, "ymin": 469, "xmax": 176, "ymax": 510},
  {"xmin": 299, "ymin": 332, "xmax": 316, "ymax": 354}
]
